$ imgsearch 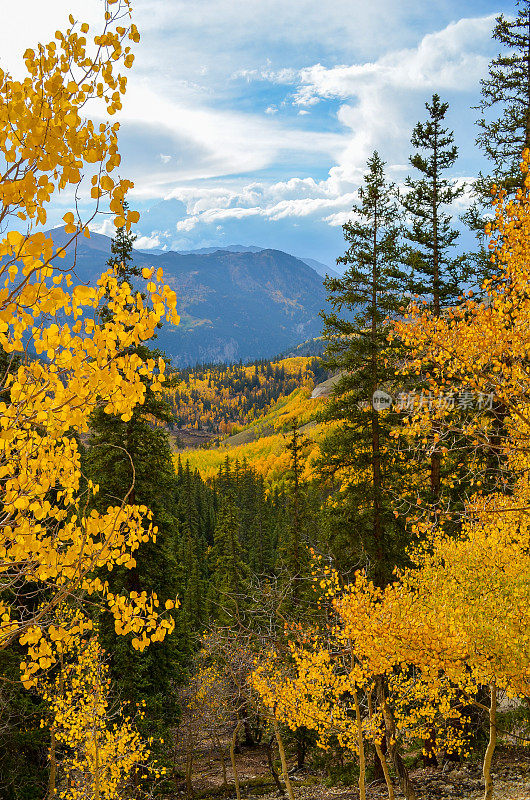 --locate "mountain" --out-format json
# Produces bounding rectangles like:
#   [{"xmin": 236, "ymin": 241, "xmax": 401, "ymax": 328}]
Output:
[
  {"xmin": 159, "ymin": 243, "xmax": 339, "ymax": 279},
  {"xmin": 175, "ymin": 244, "xmax": 264, "ymax": 255},
  {"xmin": 44, "ymin": 228, "xmax": 328, "ymax": 366},
  {"xmin": 300, "ymin": 256, "xmax": 339, "ymax": 279}
]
